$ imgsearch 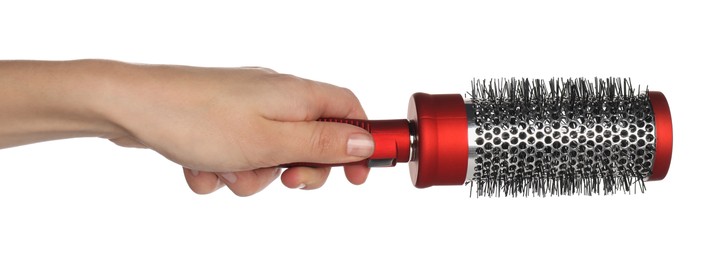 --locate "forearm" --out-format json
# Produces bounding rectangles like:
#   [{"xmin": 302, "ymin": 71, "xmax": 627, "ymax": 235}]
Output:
[{"xmin": 0, "ymin": 60, "xmax": 123, "ymax": 148}]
